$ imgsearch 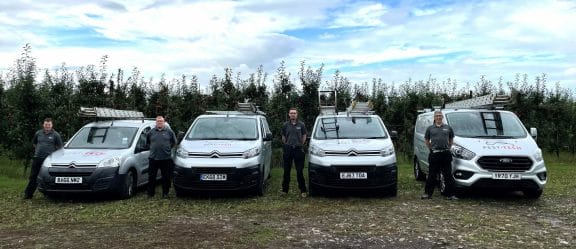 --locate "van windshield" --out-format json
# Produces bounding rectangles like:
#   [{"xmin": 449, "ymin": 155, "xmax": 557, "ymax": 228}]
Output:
[
  {"xmin": 66, "ymin": 127, "xmax": 138, "ymax": 149},
  {"xmin": 446, "ymin": 112, "xmax": 527, "ymax": 138},
  {"xmin": 314, "ymin": 116, "xmax": 387, "ymax": 140},
  {"xmin": 187, "ymin": 117, "xmax": 258, "ymax": 140}
]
